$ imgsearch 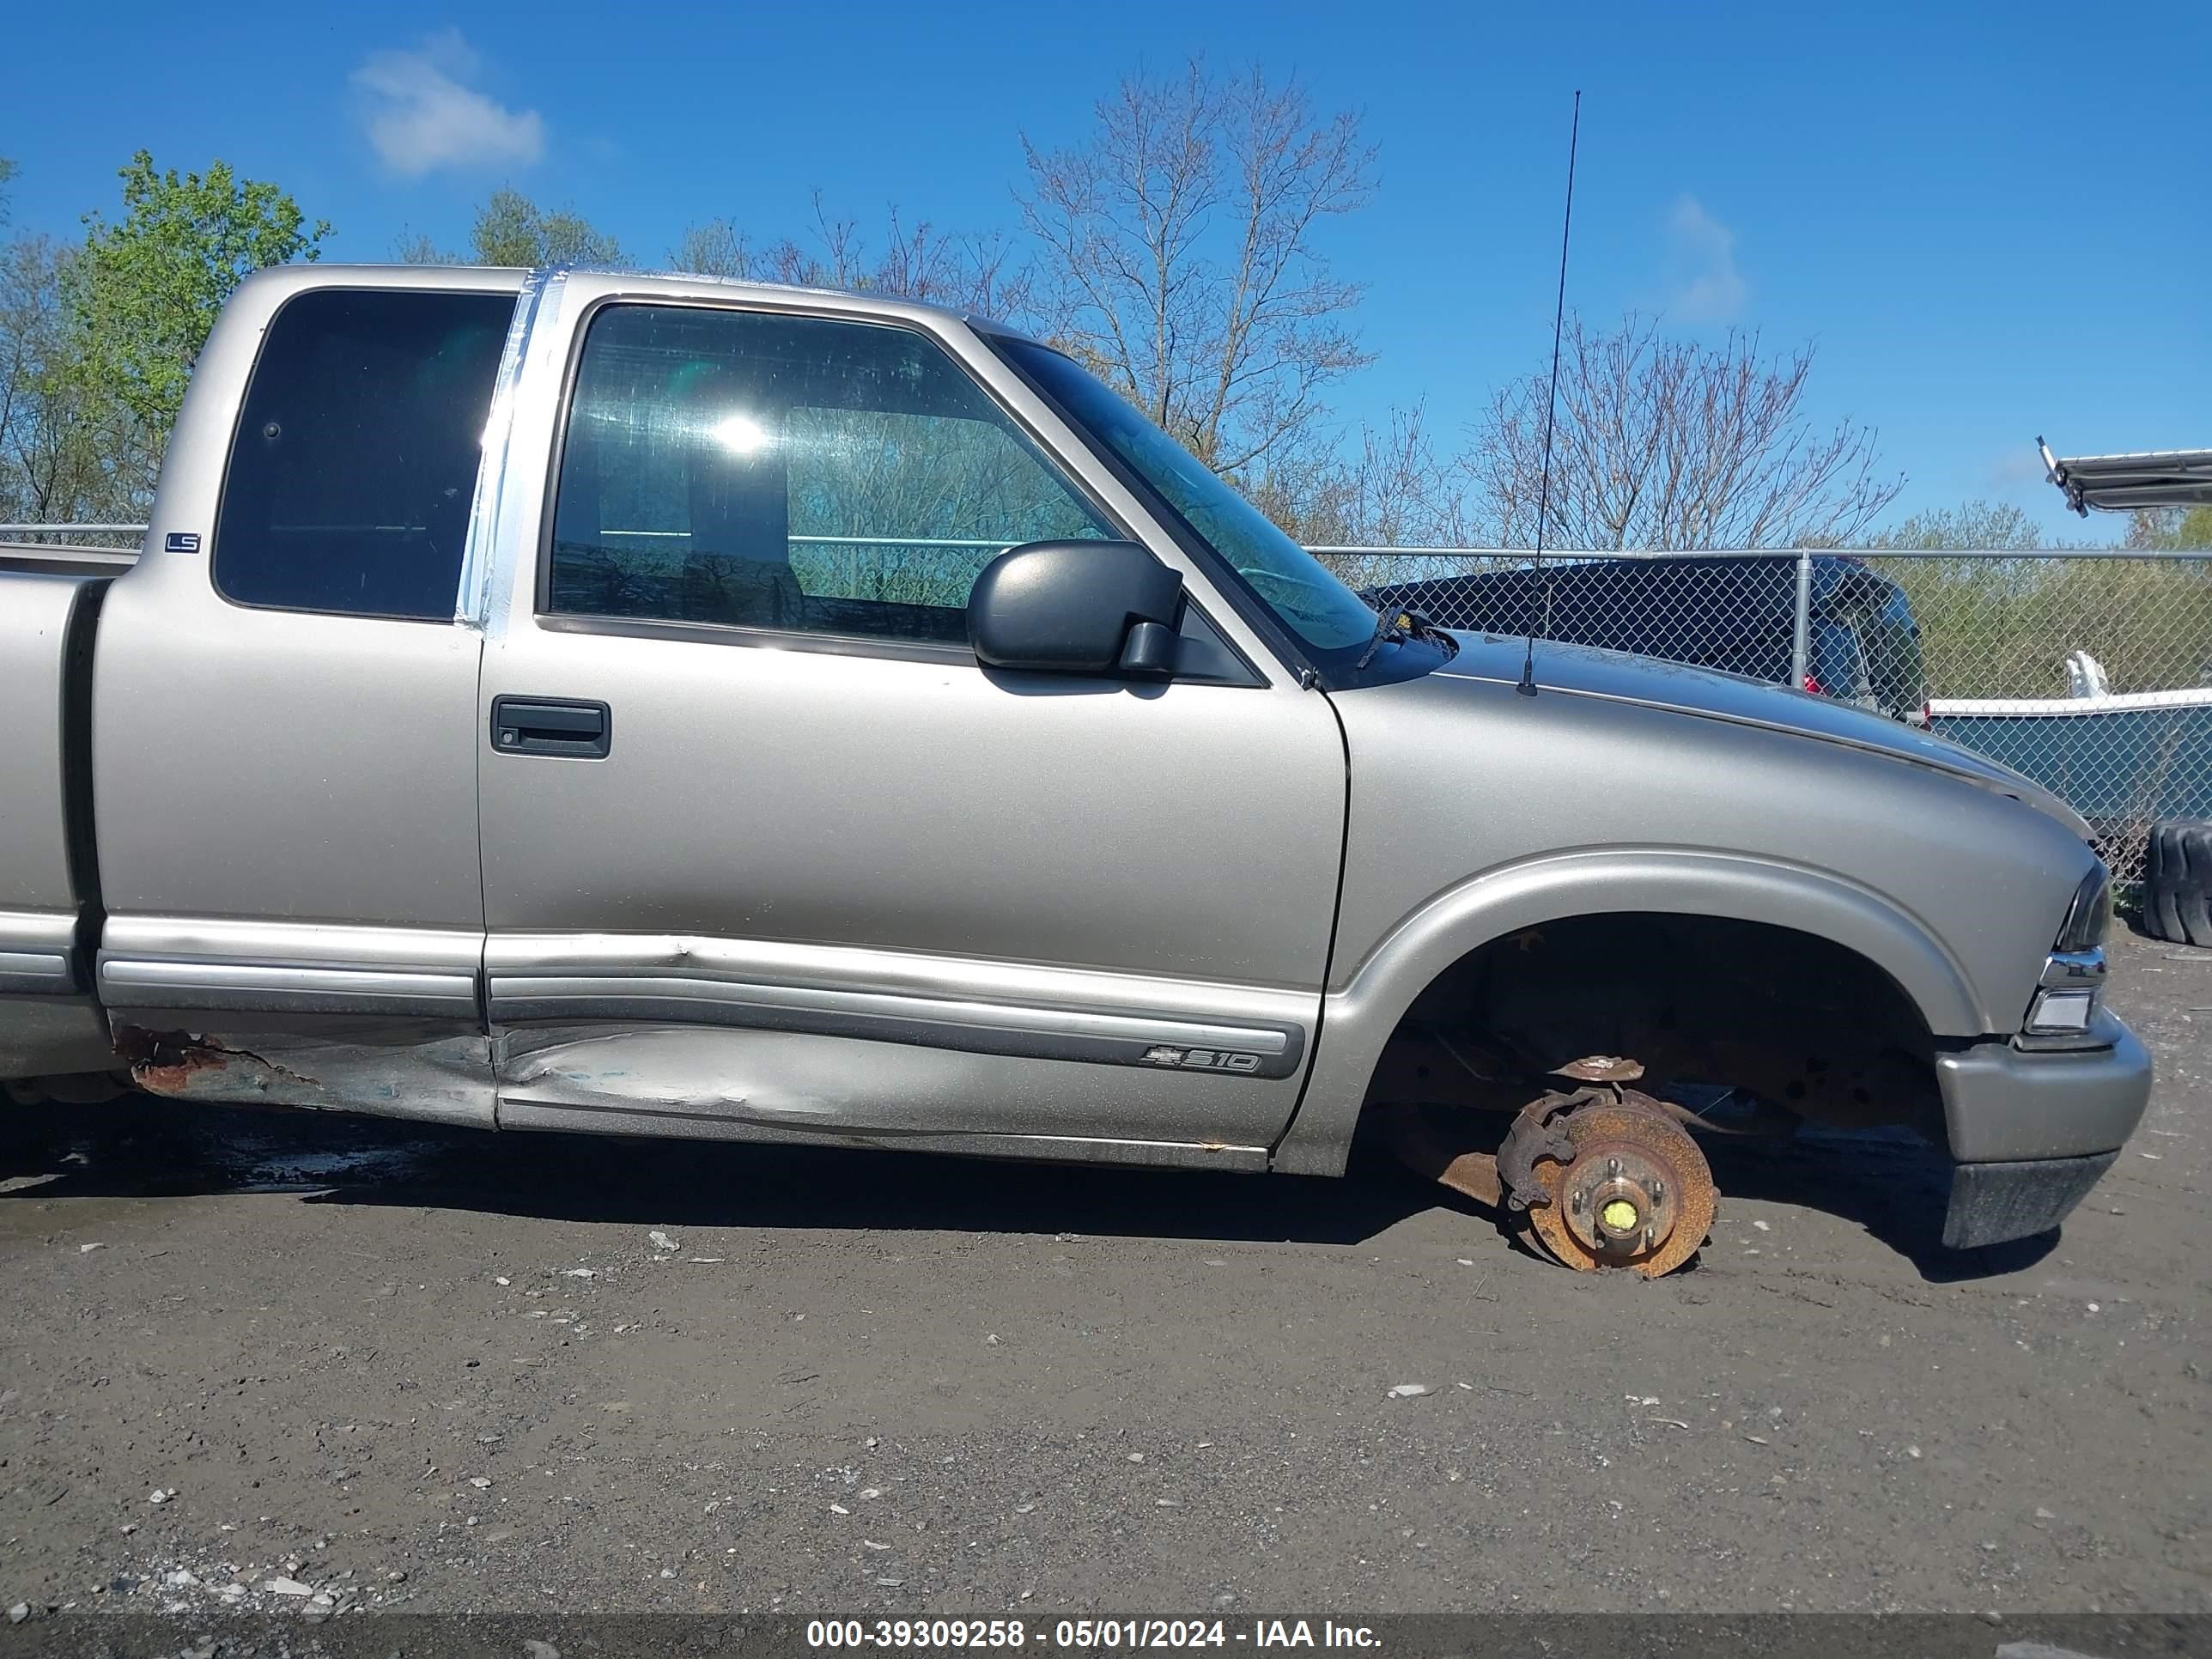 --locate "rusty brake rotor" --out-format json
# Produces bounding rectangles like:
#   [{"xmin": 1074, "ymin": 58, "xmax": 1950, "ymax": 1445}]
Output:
[{"xmin": 1511, "ymin": 1090, "xmax": 1717, "ymax": 1277}]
